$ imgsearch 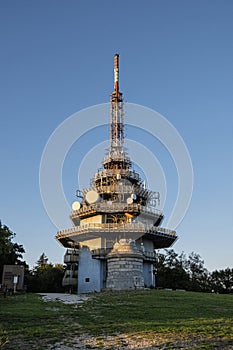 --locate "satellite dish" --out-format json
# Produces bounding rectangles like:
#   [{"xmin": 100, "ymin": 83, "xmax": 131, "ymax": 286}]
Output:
[
  {"xmin": 131, "ymin": 194, "xmax": 137, "ymax": 200},
  {"xmin": 127, "ymin": 197, "xmax": 133, "ymax": 205},
  {"xmin": 72, "ymin": 201, "xmax": 81, "ymax": 211},
  {"xmin": 85, "ymin": 190, "xmax": 100, "ymax": 204}
]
